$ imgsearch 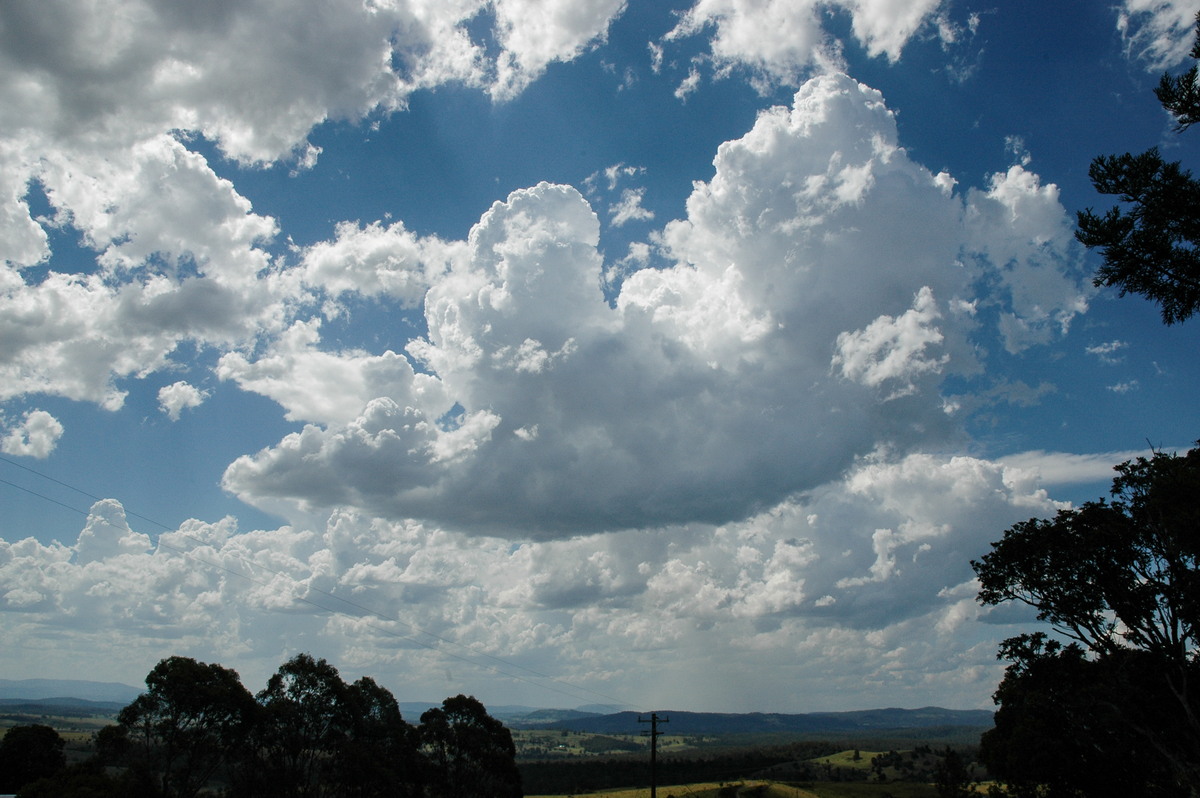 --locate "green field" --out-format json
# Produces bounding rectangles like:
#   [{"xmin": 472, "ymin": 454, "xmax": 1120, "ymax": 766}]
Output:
[
  {"xmin": 808, "ymin": 749, "xmax": 877, "ymax": 772},
  {"xmin": 513, "ymin": 728, "xmax": 715, "ymax": 758},
  {"xmin": 5, "ymin": 714, "xmax": 982, "ymax": 797},
  {"xmin": 522, "ymin": 745, "xmax": 989, "ymax": 797},
  {"xmin": 0, "ymin": 712, "xmax": 112, "ymax": 756},
  {"xmin": 526, "ymin": 779, "xmax": 953, "ymax": 798},
  {"xmin": 797, "ymin": 783, "xmax": 942, "ymax": 798},
  {"xmin": 527, "ymin": 780, "xmax": 819, "ymax": 798}
]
